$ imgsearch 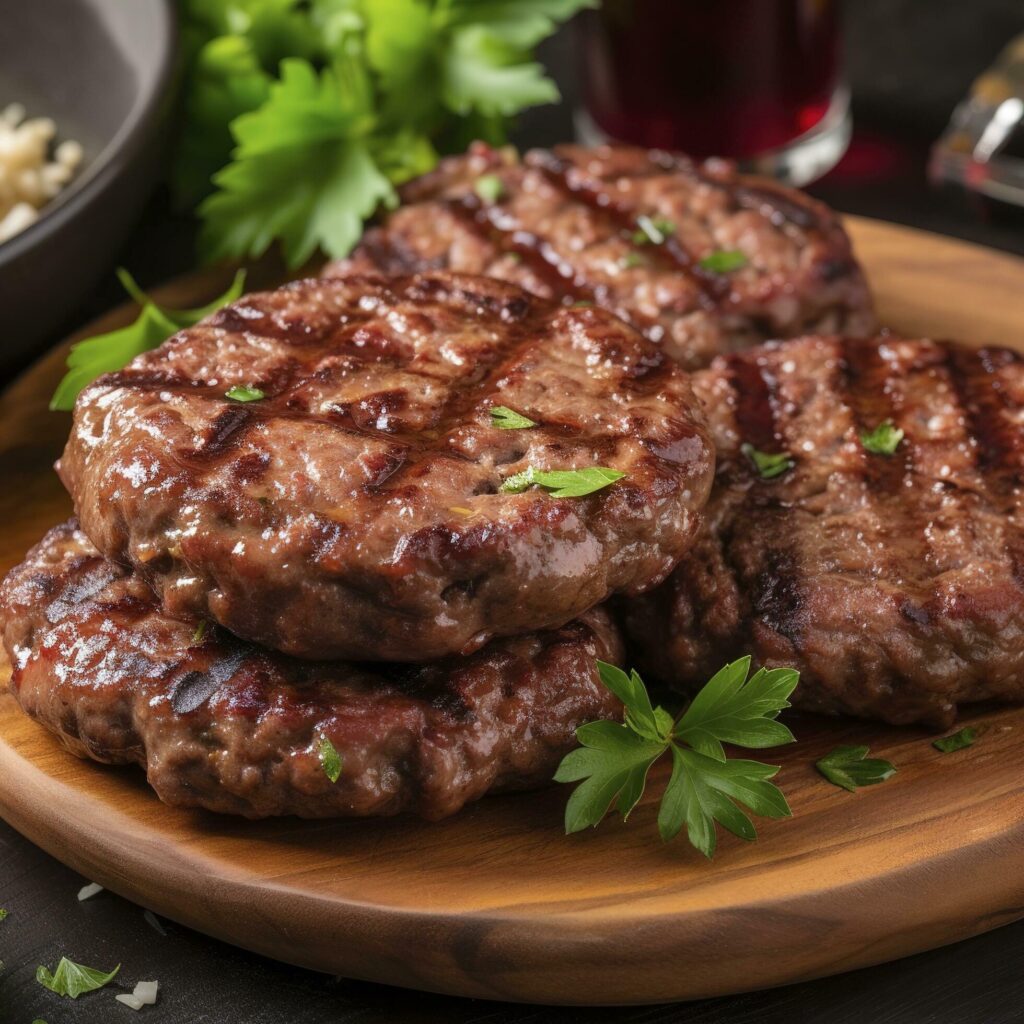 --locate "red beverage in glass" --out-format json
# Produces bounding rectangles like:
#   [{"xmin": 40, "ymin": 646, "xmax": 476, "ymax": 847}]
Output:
[{"xmin": 577, "ymin": 0, "xmax": 844, "ymax": 164}]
